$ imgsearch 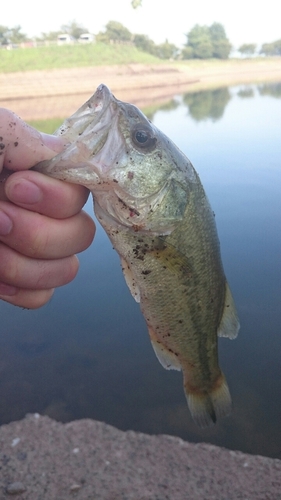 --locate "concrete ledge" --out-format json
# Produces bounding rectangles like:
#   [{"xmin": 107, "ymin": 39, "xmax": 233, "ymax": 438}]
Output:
[{"xmin": 0, "ymin": 414, "xmax": 280, "ymax": 499}]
